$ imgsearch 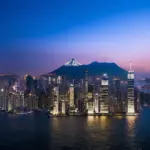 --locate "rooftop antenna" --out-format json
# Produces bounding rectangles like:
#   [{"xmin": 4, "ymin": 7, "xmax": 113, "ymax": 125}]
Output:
[{"xmin": 129, "ymin": 61, "xmax": 132, "ymax": 71}]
